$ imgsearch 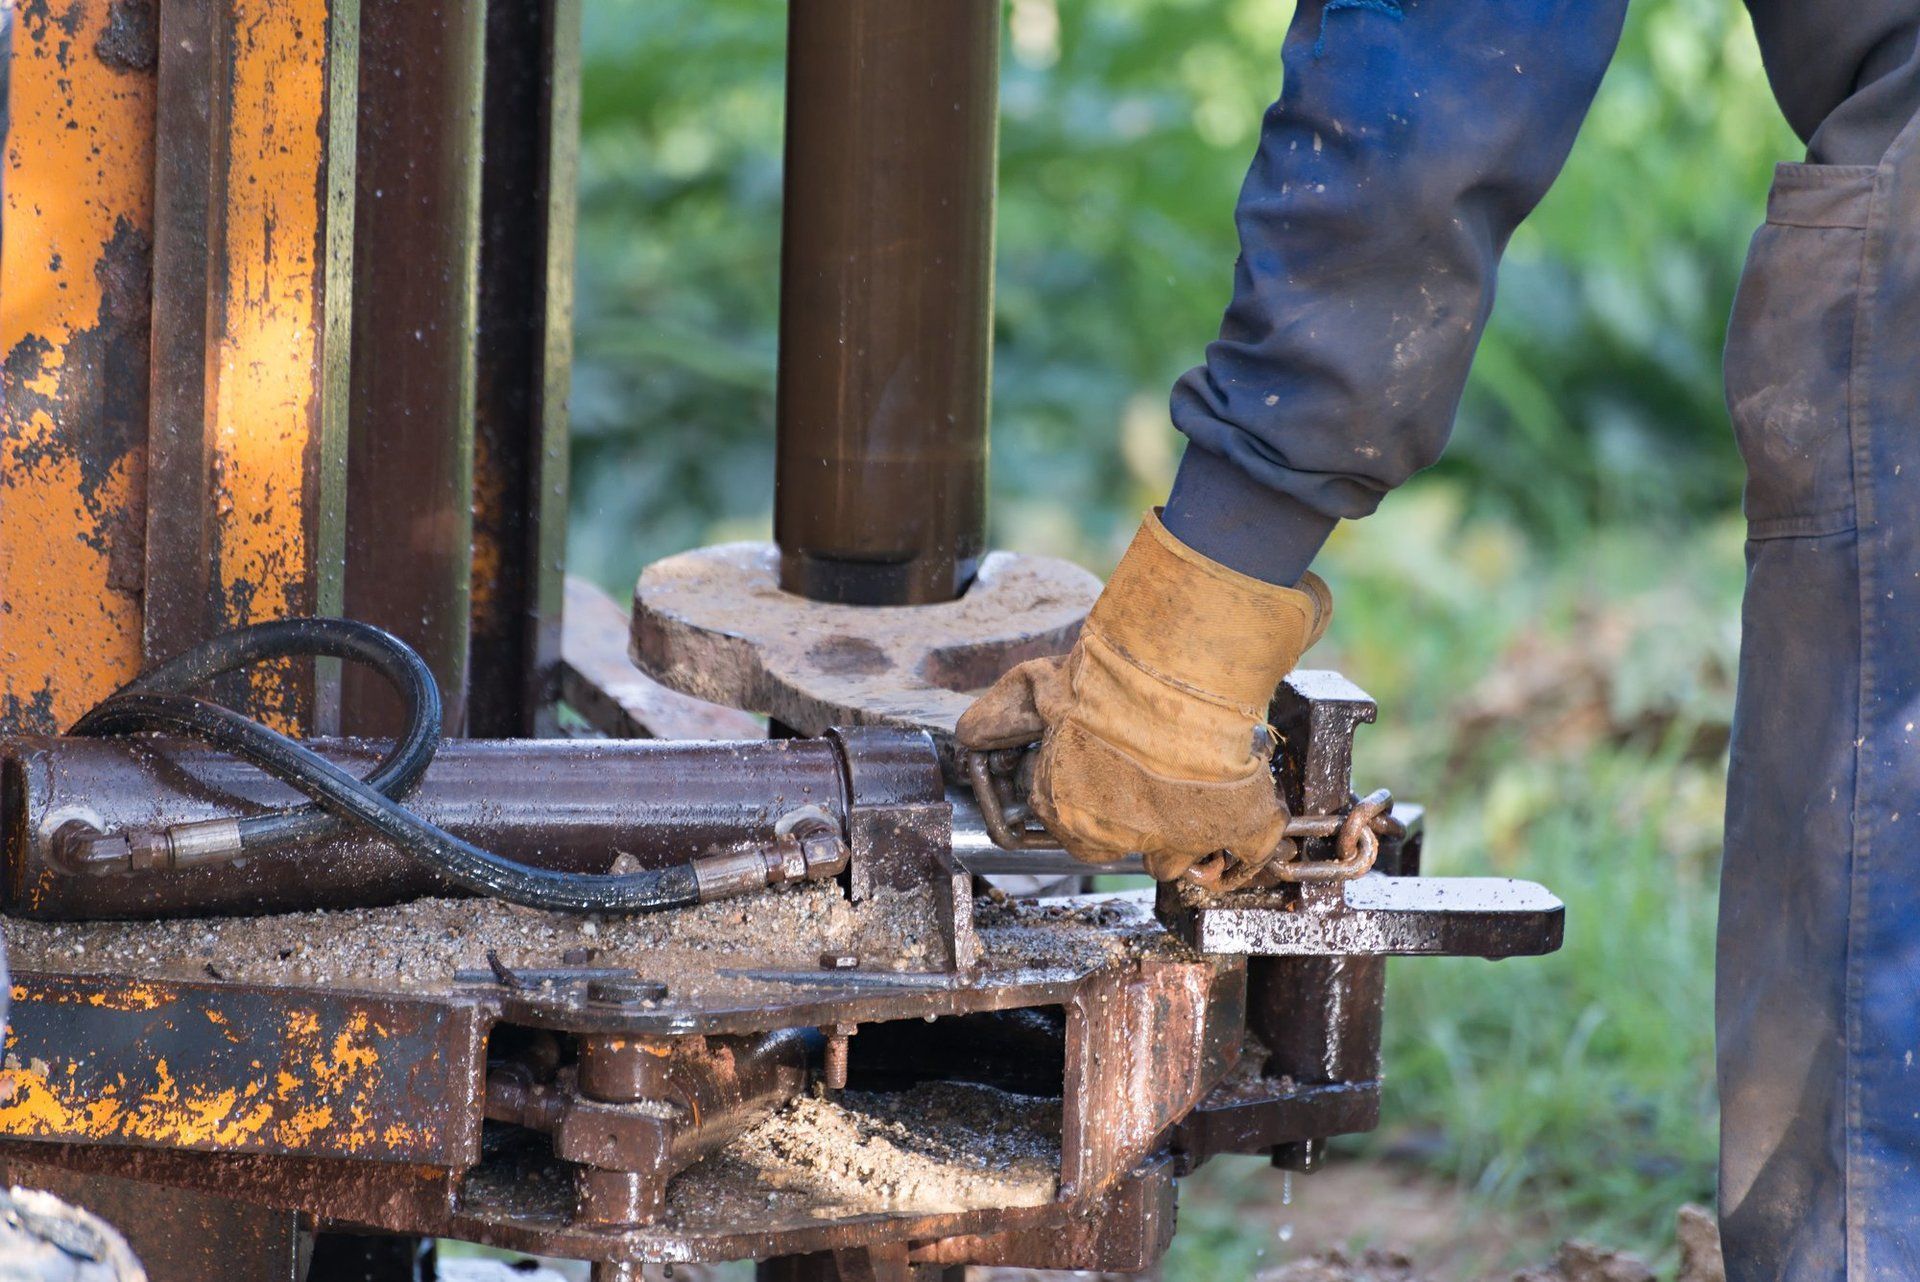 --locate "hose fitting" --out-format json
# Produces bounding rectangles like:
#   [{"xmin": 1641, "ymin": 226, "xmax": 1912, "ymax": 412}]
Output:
[{"xmin": 691, "ymin": 808, "xmax": 848, "ymax": 904}]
